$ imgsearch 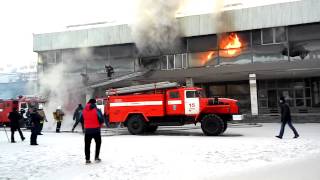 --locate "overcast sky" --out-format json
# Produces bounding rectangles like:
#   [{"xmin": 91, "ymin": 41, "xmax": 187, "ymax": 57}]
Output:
[{"xmin": 0, "ymin": 0, "xmax": 300, "ymax": 72}]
